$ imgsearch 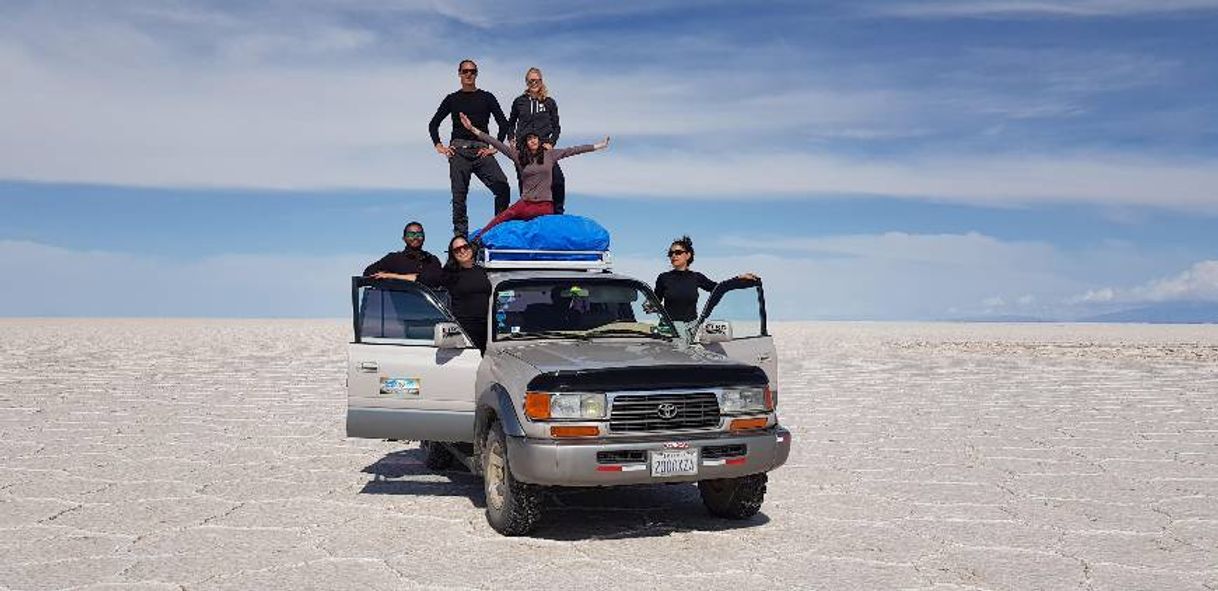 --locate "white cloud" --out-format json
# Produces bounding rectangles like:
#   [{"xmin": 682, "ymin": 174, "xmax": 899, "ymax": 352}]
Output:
[
  {"xmin": 875, "ymin": 0, "xmax": 1218, "ymax": 18},
  {"xmin": 1074, "ymin": 260, "xmax": 1218, "ymax": 304},
  {"xmin": 616, "ymin": 232, "xmax": 1094, "ymax": 320},
  {"xmin": 0, "ymin": 0, "xmax": 1215, "ymax": 213}
]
